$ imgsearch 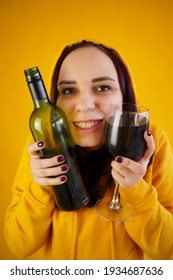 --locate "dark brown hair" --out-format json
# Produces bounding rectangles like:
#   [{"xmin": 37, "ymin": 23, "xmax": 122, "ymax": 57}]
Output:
[{"xmin": 50, "ymin": 40, "xmax": 136, "ymax": 105}]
